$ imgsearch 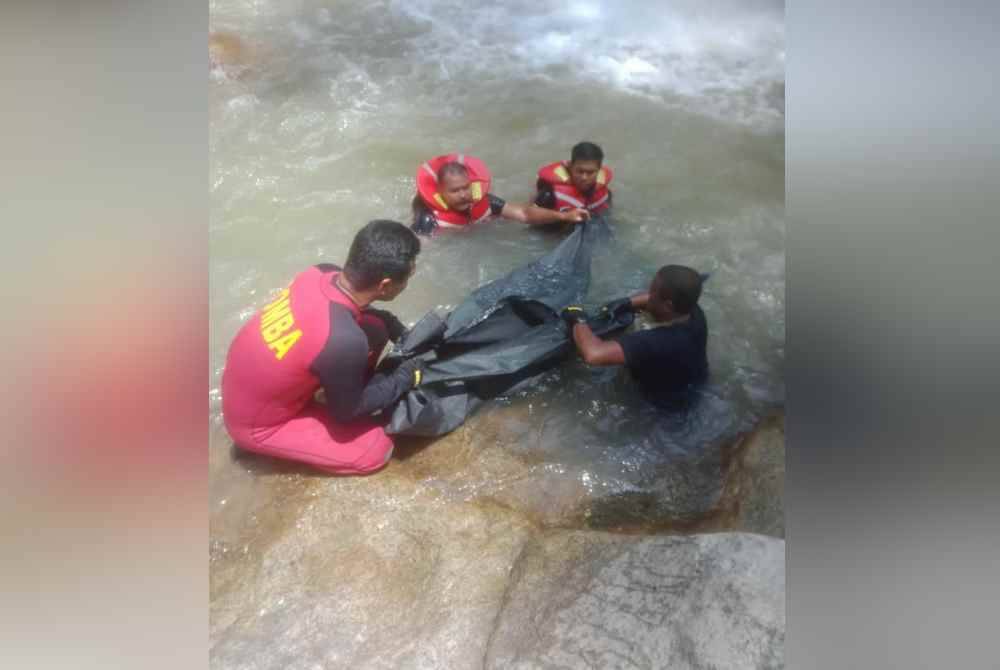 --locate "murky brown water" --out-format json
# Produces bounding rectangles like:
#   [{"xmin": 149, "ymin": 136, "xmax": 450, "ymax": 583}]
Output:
[{"xmin": 210, "ymin": 0, "xmax": 784, "ymax": 534}]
